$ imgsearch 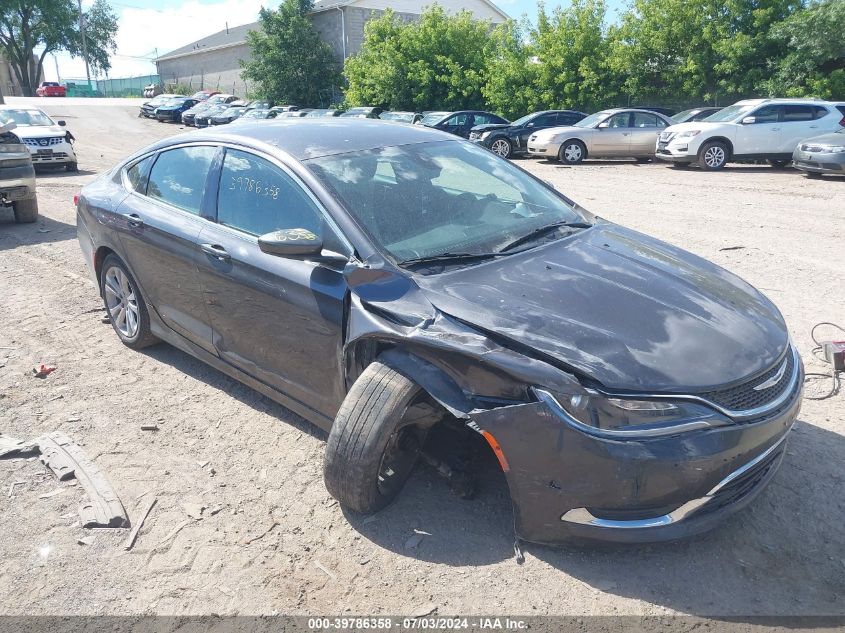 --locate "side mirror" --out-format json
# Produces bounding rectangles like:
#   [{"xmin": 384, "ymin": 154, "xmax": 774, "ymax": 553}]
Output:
[
  {"xmin": 57, "ymin": 120, "xmax": 66, "ymax": 127},
  {"xmin": 741, "ymin": 116, "xmax": 756, "ymax": 125},
  {"xmin": 597, "ymin": 121, "xmax": 610, "ymax": 129},
  {"xmin": 258, "ymin": 228, "xmax": 324, "ymax": 257}
]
